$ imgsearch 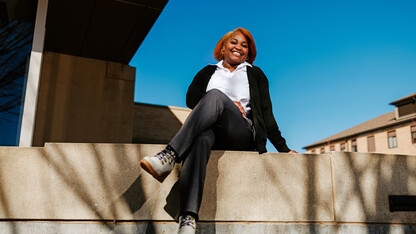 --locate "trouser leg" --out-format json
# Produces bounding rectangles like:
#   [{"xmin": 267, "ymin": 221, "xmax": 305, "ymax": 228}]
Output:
[
  {"xmin": 174, "ymin": 89, "xmax": 254, "ymax": 219},
  {"xmin": 179, "ymin": 129, "xmax": 215, "ymax": 219},
  {"xmin": 169, "ymin": 89, "xmax": 254, "ymax": 160}
]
